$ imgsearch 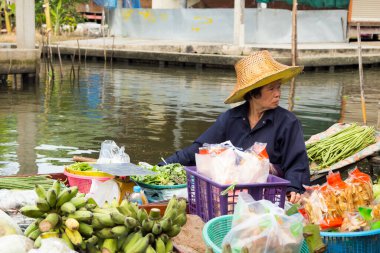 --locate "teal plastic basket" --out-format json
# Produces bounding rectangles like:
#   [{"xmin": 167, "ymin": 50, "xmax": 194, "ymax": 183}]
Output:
[
  {"xmin": 203, "ymin": 215, "xmax": 380, "ymax": 253},
  {"xmin": 202, "ymin": 215, "xmax": 308, "ymax": 253}
]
